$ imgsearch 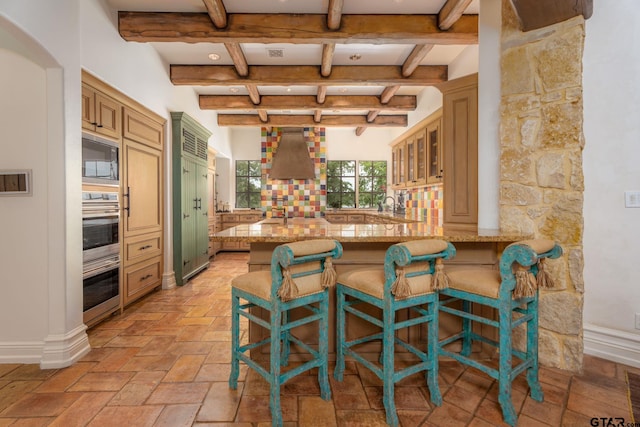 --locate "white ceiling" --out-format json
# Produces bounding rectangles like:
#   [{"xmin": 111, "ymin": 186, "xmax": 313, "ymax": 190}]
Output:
[{"xmin": 105, "ymin": 0, "xmax": 479, "ymax": 128}]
